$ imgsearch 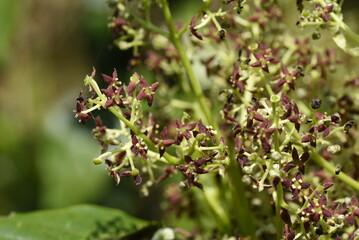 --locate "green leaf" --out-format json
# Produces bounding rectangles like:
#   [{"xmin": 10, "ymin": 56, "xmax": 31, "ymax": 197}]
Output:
[{"xmin": 0, "ymin": 204, "xmax": 159, "ymax": 240}]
